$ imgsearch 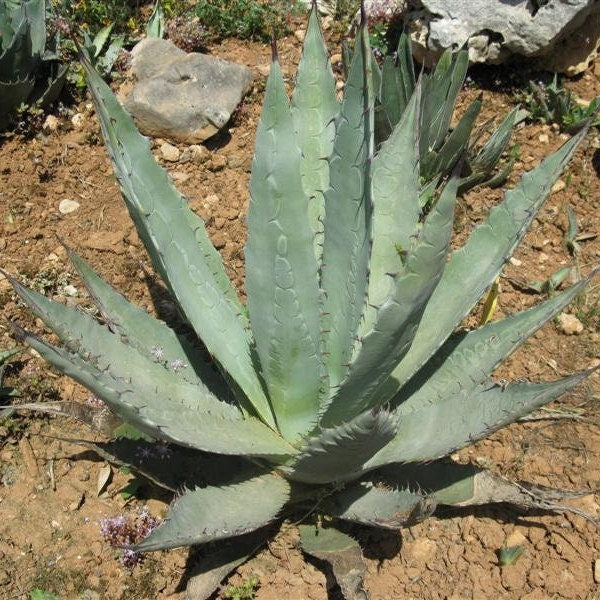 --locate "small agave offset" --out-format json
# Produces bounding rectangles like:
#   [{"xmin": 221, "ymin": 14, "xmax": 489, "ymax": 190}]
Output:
[{"xmin": 6, "ymin": 3, "xmax": 598, "ymax": 597}]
